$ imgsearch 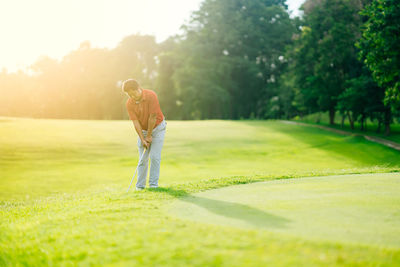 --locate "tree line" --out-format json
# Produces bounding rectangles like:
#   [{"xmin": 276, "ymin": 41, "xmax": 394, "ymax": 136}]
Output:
[{"xmin": 0, "ymin": 0, "xmax": 399, "ymax": 134}]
